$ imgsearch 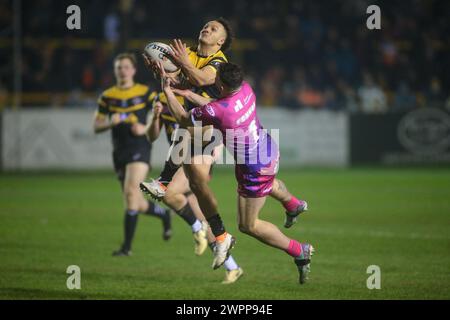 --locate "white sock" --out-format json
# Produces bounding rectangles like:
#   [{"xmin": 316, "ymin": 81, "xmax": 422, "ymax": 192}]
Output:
[
  {"xmin": 191, "ymin": 219, "xmax": 202, "ymax": 233},
  {"xmin": 224, "ymin": 255, "xmax": 239, "ymax": 271}
]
